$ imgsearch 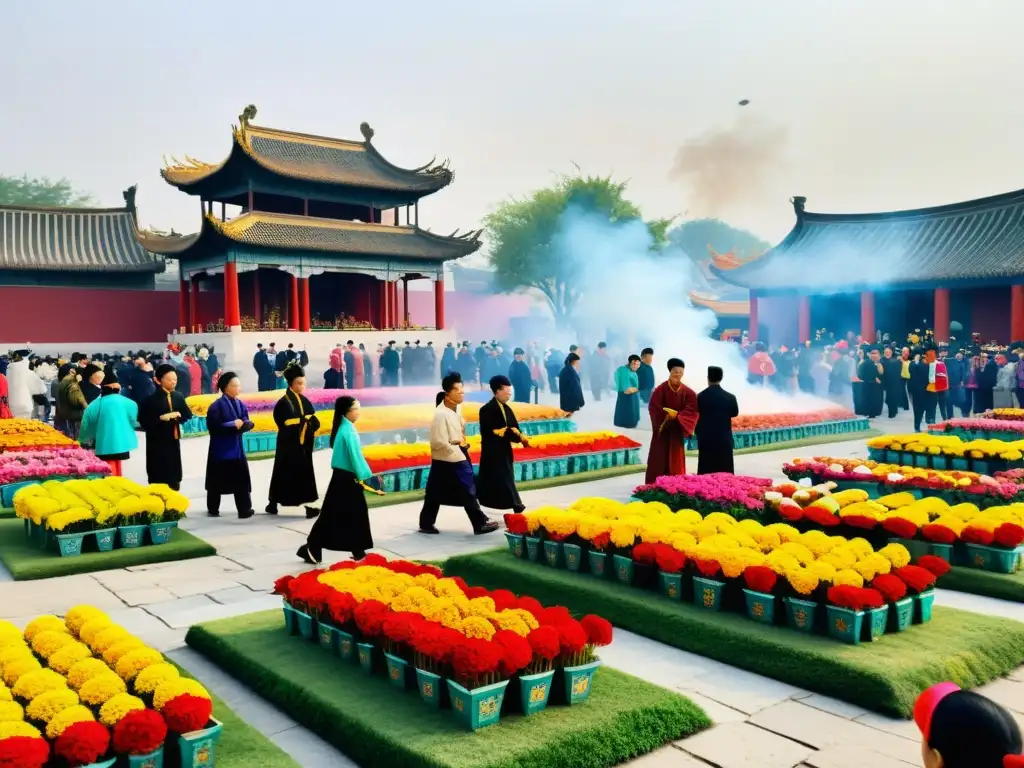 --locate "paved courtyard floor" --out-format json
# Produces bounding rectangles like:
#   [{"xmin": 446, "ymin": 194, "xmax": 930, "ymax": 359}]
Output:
[{"xmin": 2, "ymin": 393, "xmax": 1022, "ymax": 766}]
